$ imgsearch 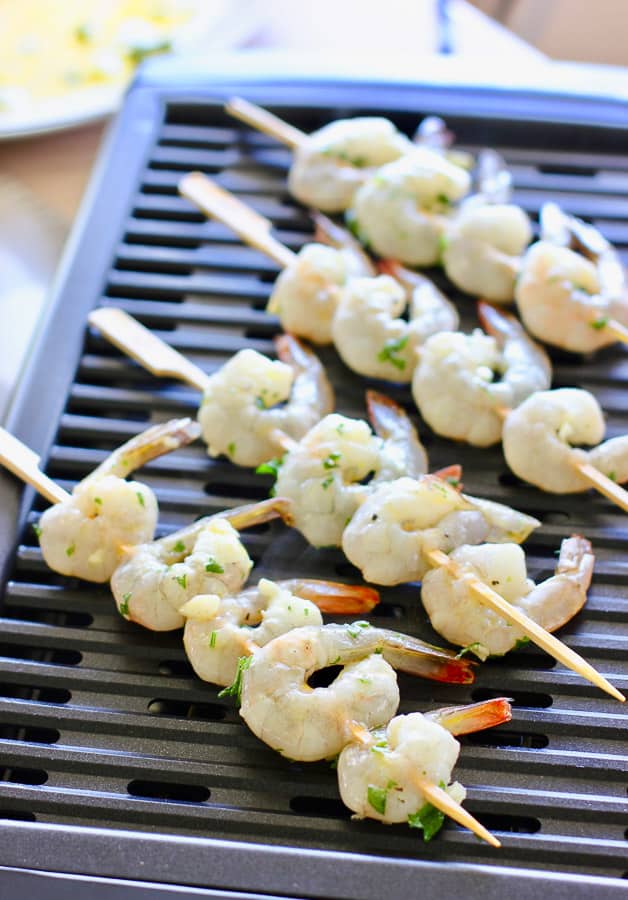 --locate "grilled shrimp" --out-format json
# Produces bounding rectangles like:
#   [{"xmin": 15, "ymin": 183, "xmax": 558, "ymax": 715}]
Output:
[
  {"xmin": 337, "ymin": 698, "xmax": 512, "ymax": 832},
  {"xmin": 441, "ymin": 202, "xmax": 532, "ymax": 302},
  {"xmin": 412, "ymin": 304, "xmax": 551, "ymax": 447},
  {"xmin": 267, "ymin": 241, "xmax": 372, "ymax": 345},
  {"xmin": 111, "ymin": 498, "xmax": 290, "ymax": 631},
  {"xmin": 182, "ymin": 577, "xmax": 379, "ymax": 686},
  {"xmin": 342, "ymin": 475, "xmax": 540, "ymax": 586},
  {"xmin": 421, "ymin": 536, "xmax": 594, "ymax": 659},
  {"xmin": 502, "ymin": 388, "xmax": 628, "ymax": 493},
  {"xmin": 515, "ymin": 241, "xmax": 628, "ymax": 353},
  {"xmin": 331, "ymin": 269, "xmax": 458, "ymax": 382},
  {"xmin": 271, "ymin": 392, "xmax": 428, "ymax": 547},
  {"xmin": 350, "ymin": 148, "xmax": 471, "ymax": 266},
  {"xmin": 239, "ymin": 621, "xmax": 474, "ymax": 761},
  {"xmin": 288, "ymin": 117, "xmax": 413, "ymax": 213},
  {"xmin": 37, "ymin": 419, "xmax": 199, "ymax": 582},
  {"xmin": 197, "ymin": 334, "xmax": 334, "ymax": 467}
]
